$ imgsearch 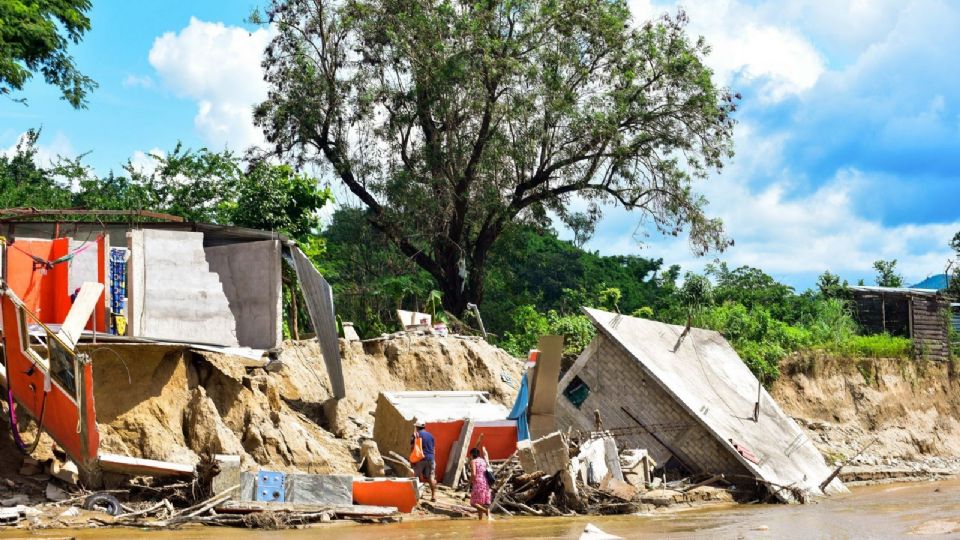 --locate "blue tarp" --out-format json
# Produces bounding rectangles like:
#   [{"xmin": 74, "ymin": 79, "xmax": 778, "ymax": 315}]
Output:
[{"xmin": 508, "ymin": 369, "xmax": 530, "ymax": 441}]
